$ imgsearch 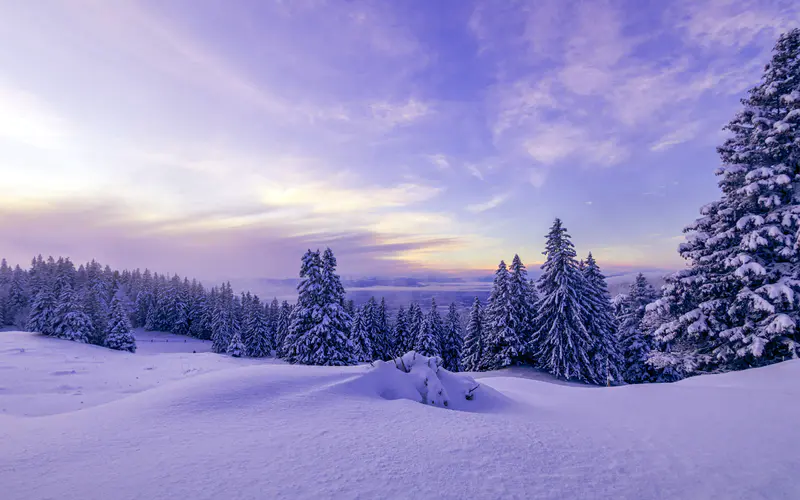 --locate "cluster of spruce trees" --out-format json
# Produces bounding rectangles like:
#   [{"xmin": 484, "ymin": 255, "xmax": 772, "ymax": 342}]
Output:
[
  {"xmin": 0, "ymin": 257, "xmax": 135, "ymax": 352},
  {"xmin": 460, "ymin": 220, "xmax": 623, "ymax": 384},
  {"xmin": 279, "ymin": 221, "xmax": 626, "ymax": 385}
]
